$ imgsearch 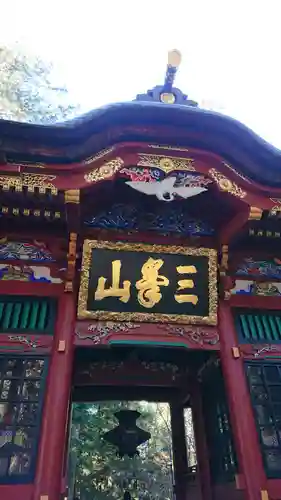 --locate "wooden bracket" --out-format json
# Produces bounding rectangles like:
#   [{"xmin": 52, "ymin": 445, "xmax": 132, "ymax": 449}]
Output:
[
  {"xmin": 219, "ymin": 244, "xmax": 228, "ymax": 275},
  {"xmin": 40, "ymin": 496, "xmax": 49, "ymax": 500},
  {"xmin": 232, "ymin": 347, "xmax": 240, "ymax": 359},
  {"xmin": 64, "ymin": 189, "xmax": 80, "ymax": 204},
  {"xmin": 65, "ymin": 232, "xmax": 78, "ymax": 292},
  {"xmin": 261, "ymin": 490, "xmax": 269, "ymax": 500},
  {"xmin": 58, "ymin": 340, "xmax": 66, "ymax": 352},
  {"xmin": 249, "ymin": 206, "xmax": 263, "ymax": 220}
]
